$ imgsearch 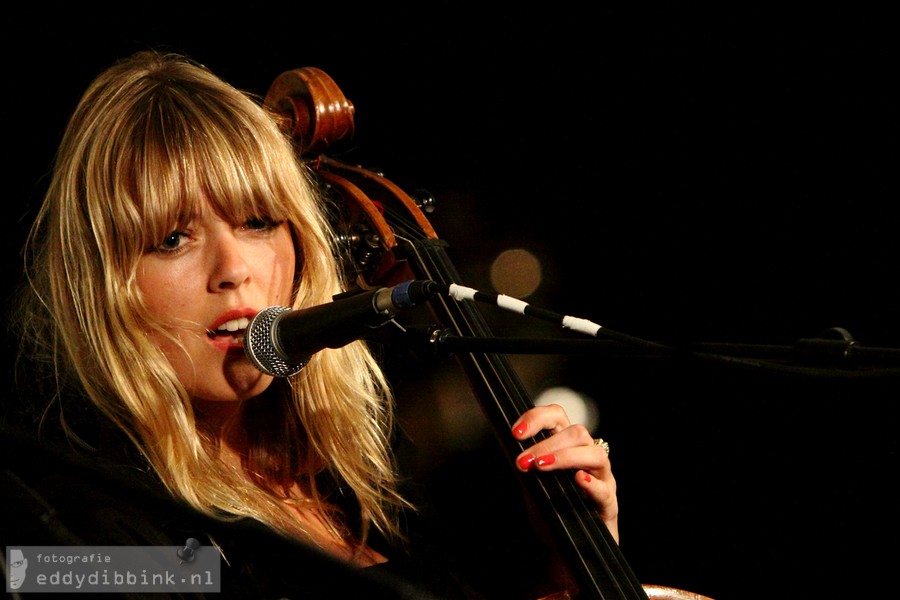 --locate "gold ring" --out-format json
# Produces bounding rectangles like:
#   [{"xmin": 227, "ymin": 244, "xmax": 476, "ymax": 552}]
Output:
[{"xmin": 593, "ymin": 438, "xmax": 610, "ymax": 455}]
